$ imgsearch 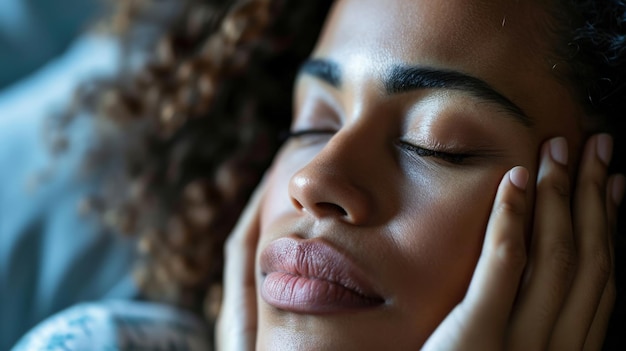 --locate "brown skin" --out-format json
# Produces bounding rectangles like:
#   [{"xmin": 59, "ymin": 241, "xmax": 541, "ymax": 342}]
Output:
[
  {"xmin": 255, "ymin": 0, "xmax": 585, "ymax": 349},
  {"xmin": 216, "ymin": 0, "xmax": 618, "ymax": 350}
]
